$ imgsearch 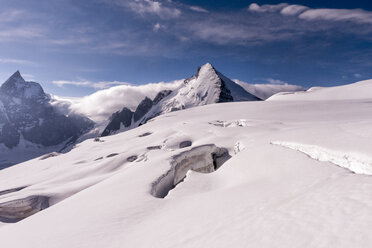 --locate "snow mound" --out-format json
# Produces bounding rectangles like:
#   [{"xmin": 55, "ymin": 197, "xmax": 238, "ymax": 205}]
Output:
[
  {"xmin": 272, "ymin": 141, "xmax": 372, "ymax": 175},
  {"xmin": 268, "ymin": 79, "xmax": 372, "ymax": 101}
]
